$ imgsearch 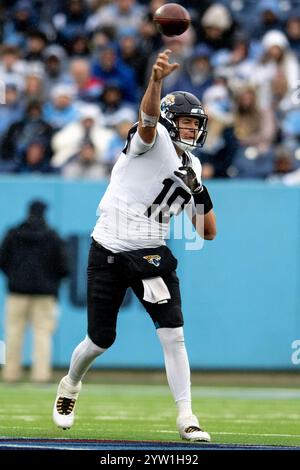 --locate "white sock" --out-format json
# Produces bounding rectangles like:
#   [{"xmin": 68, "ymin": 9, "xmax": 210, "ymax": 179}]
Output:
[
  {"xmin": 67, "ymin": 335, "xmax": 106, "ymax": 386},
  {"xmin": 157, "ymin": 327, "xmax": 193, "ymax": 417}
]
